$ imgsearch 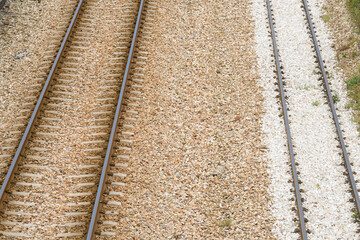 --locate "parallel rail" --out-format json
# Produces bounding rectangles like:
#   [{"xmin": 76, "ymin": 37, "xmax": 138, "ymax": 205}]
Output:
[
  {"xmin": 265, "ymin": 0, "xmax": 307, "ymax": 239},
  {"xmin": 267, "ymin": 0, "xmax": 360, "ymax": 239},
  {"xmin": 0, "ymin": 0, "xmax": 146, "ymax": 237},
  {"xmin": 86, "ymin": 0, "xmax": 145, "ymax": 238},
  {"xmin": 0, "ymin": 0, "xmax": 85, "ymax": 205},
  {"xmin": 301, "ymin": 0, "xmax": 360, "ymax": 215}
]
